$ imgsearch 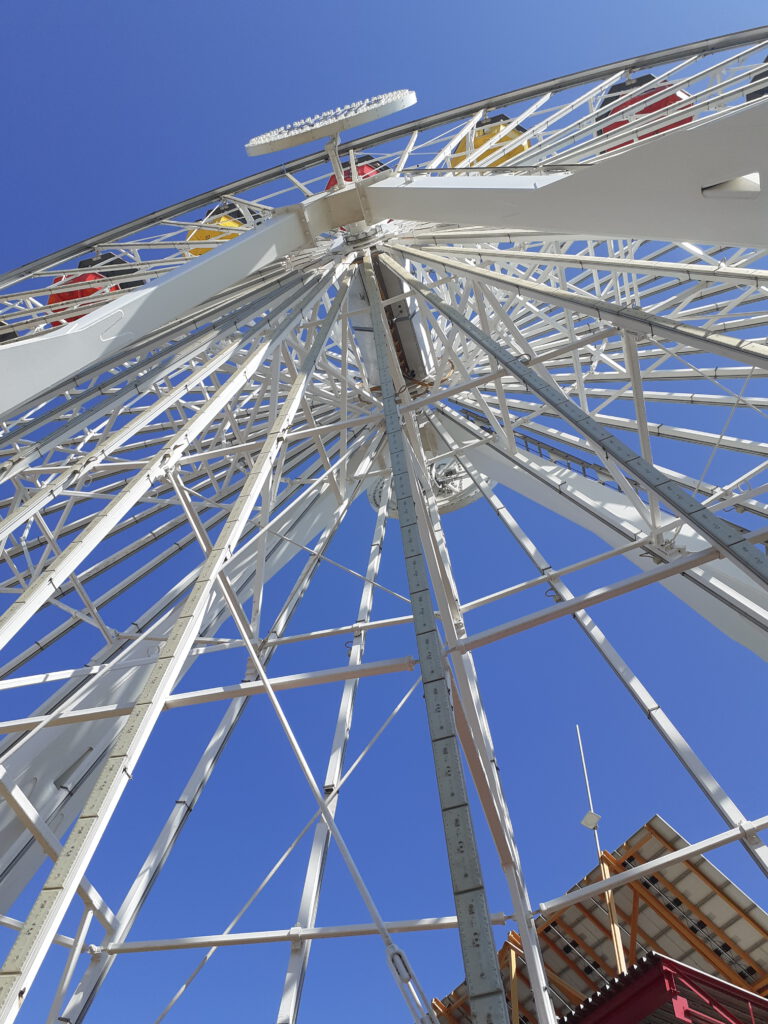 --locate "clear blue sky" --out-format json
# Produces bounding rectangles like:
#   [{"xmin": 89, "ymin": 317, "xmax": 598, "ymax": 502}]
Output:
[
  {"xmin": 3, "ymin": 3, "xmax": 768, "ymax": 1023},
  {"xmin": 3, "ymin": 1, "xmax": 767, "ymax": 269}
]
